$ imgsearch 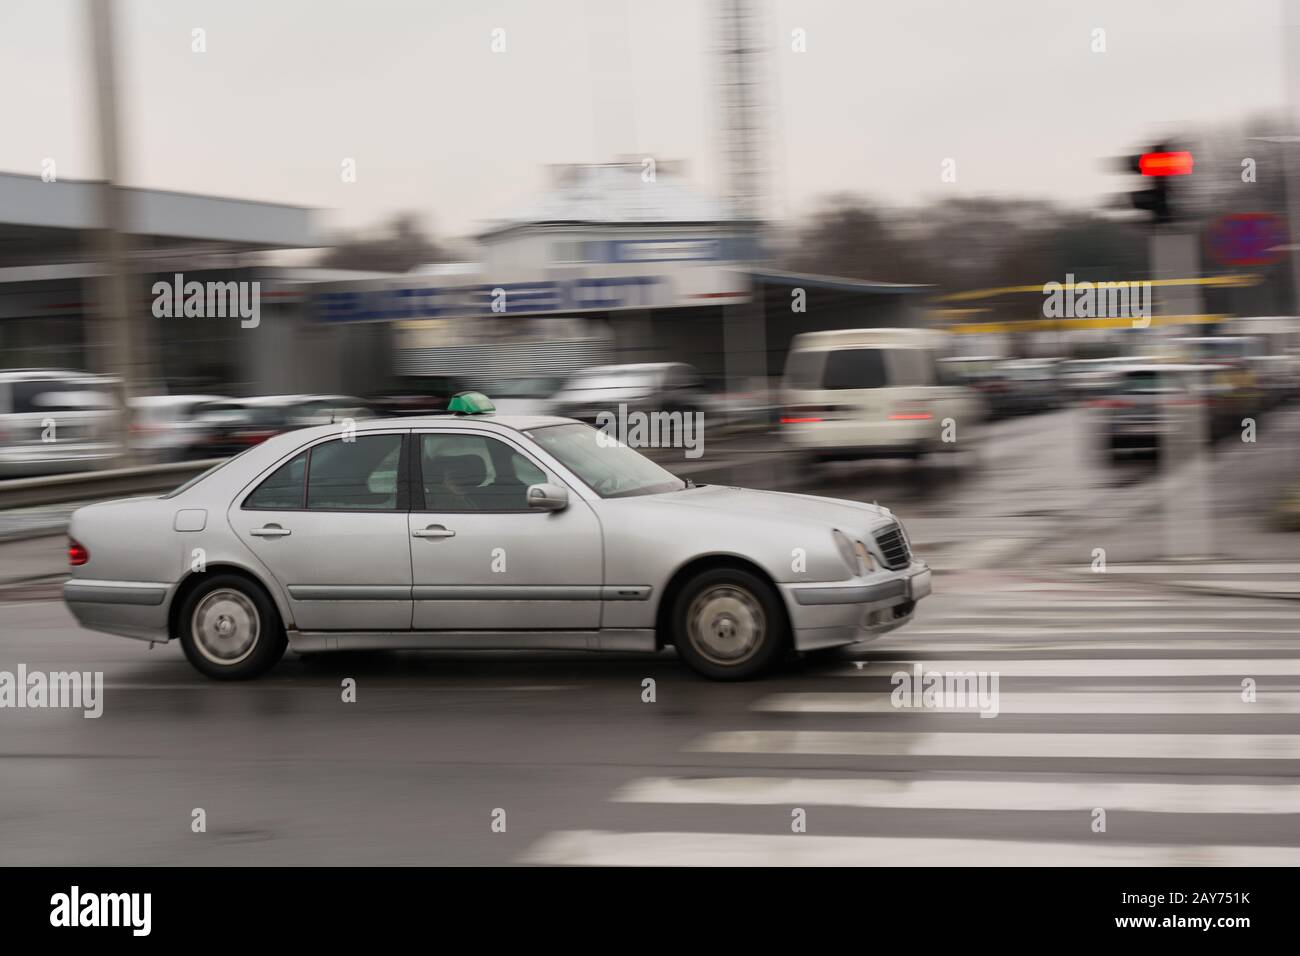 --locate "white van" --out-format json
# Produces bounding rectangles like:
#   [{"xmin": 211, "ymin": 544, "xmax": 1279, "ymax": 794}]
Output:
[{"xmin": 780, "ymin": 328, "xmax": 979, "ymax": 461}]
